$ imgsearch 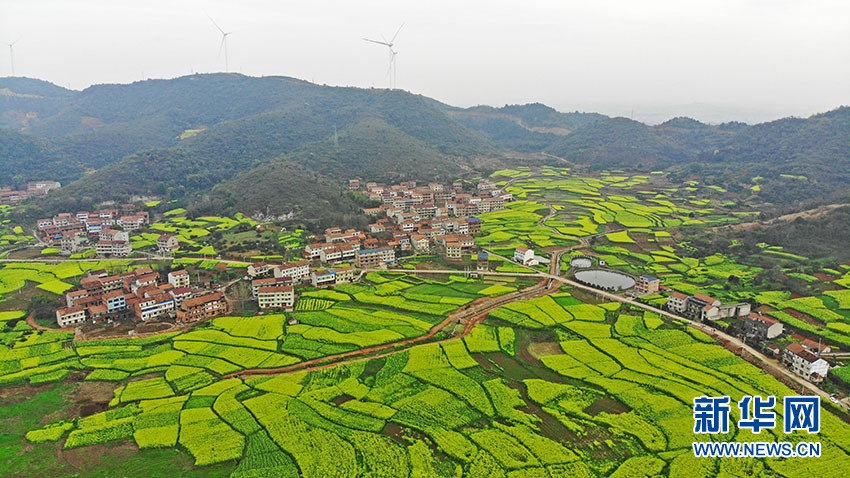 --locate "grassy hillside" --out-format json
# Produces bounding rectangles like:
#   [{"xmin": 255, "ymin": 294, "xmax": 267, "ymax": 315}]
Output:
[{"xmin": 1, "ymin": 74, "xmax": 848, "ymax": 218}]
